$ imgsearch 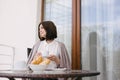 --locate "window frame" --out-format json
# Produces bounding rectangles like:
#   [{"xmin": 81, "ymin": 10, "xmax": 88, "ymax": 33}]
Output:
[{"xmin": 40, "ymin": 0, "xmax": 81, "ymax": 70}]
